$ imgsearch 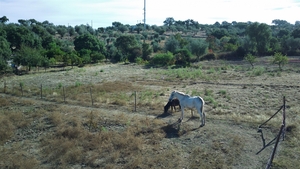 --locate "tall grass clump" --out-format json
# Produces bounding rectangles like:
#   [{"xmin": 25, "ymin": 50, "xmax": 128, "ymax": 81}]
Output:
[{"xmin": 248, "ymin": 66, "xmax": 265, "ymax": 76}]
